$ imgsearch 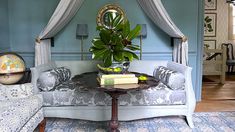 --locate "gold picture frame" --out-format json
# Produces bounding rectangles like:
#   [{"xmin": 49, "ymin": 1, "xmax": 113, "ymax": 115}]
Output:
[
  {"xmin": 96, "ymin": 4, "xmax": 126, "ymax": 28},
  {"xmin": 205, "ymin": 0, "xmax": 217, "ymax": 10},
  {"xmin": 204, "ymin": 13, "xmax": 217, "ymax": 37},
  {"xmin": 204, "ymin": 40, "xmax": 216, "ymax": 49}
]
